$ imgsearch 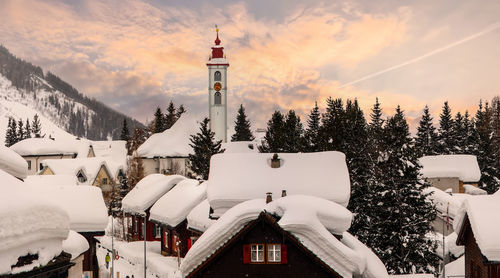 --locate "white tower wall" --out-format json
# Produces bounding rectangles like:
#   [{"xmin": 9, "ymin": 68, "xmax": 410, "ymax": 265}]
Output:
[{"xmin": 208, "ymin": 65, "xmax": 228, "ymax": 142}]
